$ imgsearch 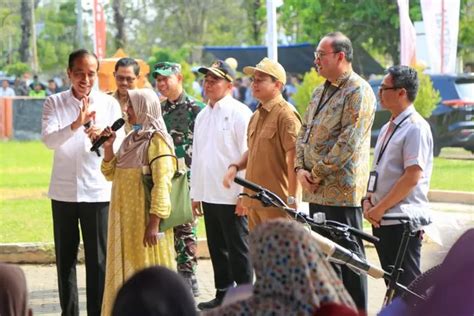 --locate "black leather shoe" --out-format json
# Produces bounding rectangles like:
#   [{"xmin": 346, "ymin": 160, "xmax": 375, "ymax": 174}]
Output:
[
  {"xmin": 197, "ymin": 297, "xmax": 222, "ymax": 310},
  {"xmin": 197, "ymin": 290, "xmax": 226, "ymax": 310}
]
